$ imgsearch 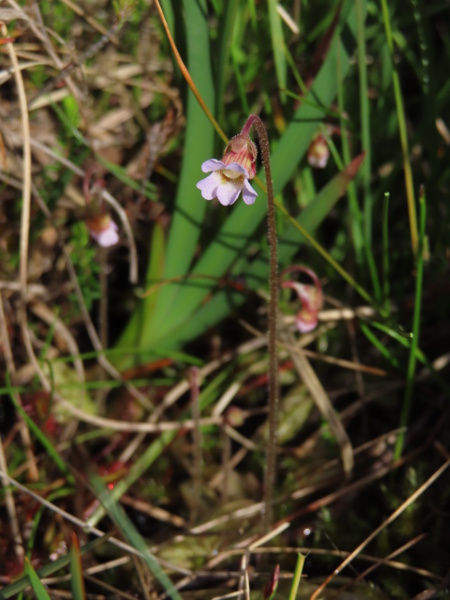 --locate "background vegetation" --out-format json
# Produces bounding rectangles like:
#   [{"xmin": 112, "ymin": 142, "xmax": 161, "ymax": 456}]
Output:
[{"xmin": 0, "ymin": 0, "xmax": 450, "ymax": 598}]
